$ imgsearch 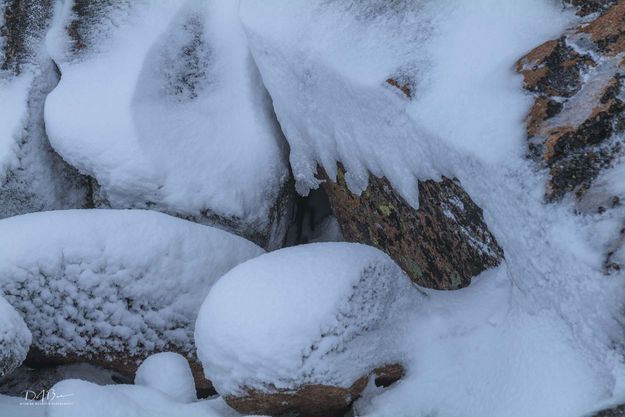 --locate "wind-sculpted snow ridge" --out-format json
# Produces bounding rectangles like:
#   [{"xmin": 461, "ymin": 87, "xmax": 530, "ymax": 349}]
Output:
[
  {"xmin": 0, "ymin": 209, "xmax": 263, "ymax": 362},
  {"xmin": 0, "ymin": 0, "xmax": 91, "ymax": 219},
  {"xmin": 44, "ymin": 0, "xmax": 292, "ymax": 249},
  {"xmin": 0, "ymin": 294, "xmax": 31, "ymax": 377},
  {"xmin": 242, "ymin": 1, "xmax": 625, "ymax": 416},
  {"xmin": 195, "ymin": 243, "xmax": 418, "ymax": 397}
]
